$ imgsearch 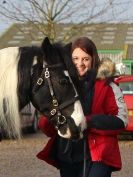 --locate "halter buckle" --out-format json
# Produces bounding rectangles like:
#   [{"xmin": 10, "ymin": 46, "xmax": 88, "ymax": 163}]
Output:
[
  {"xmin": 45, "ymin": 68, "xmax": 50, "ymax": 78},
  {"xmin": 50, "ymin": 109, "xmax": 57, "ymax": 115},
  {"xmin": 37, "ymin": 78, "xmax": 43, "ymax": 85},
  {"xmin": 53, "ymin": 99, "xmax": 58, "ymax": 106},
  {"xmin": 58, "ymin": 115, "xmax": 66, "ymax": 125}
]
